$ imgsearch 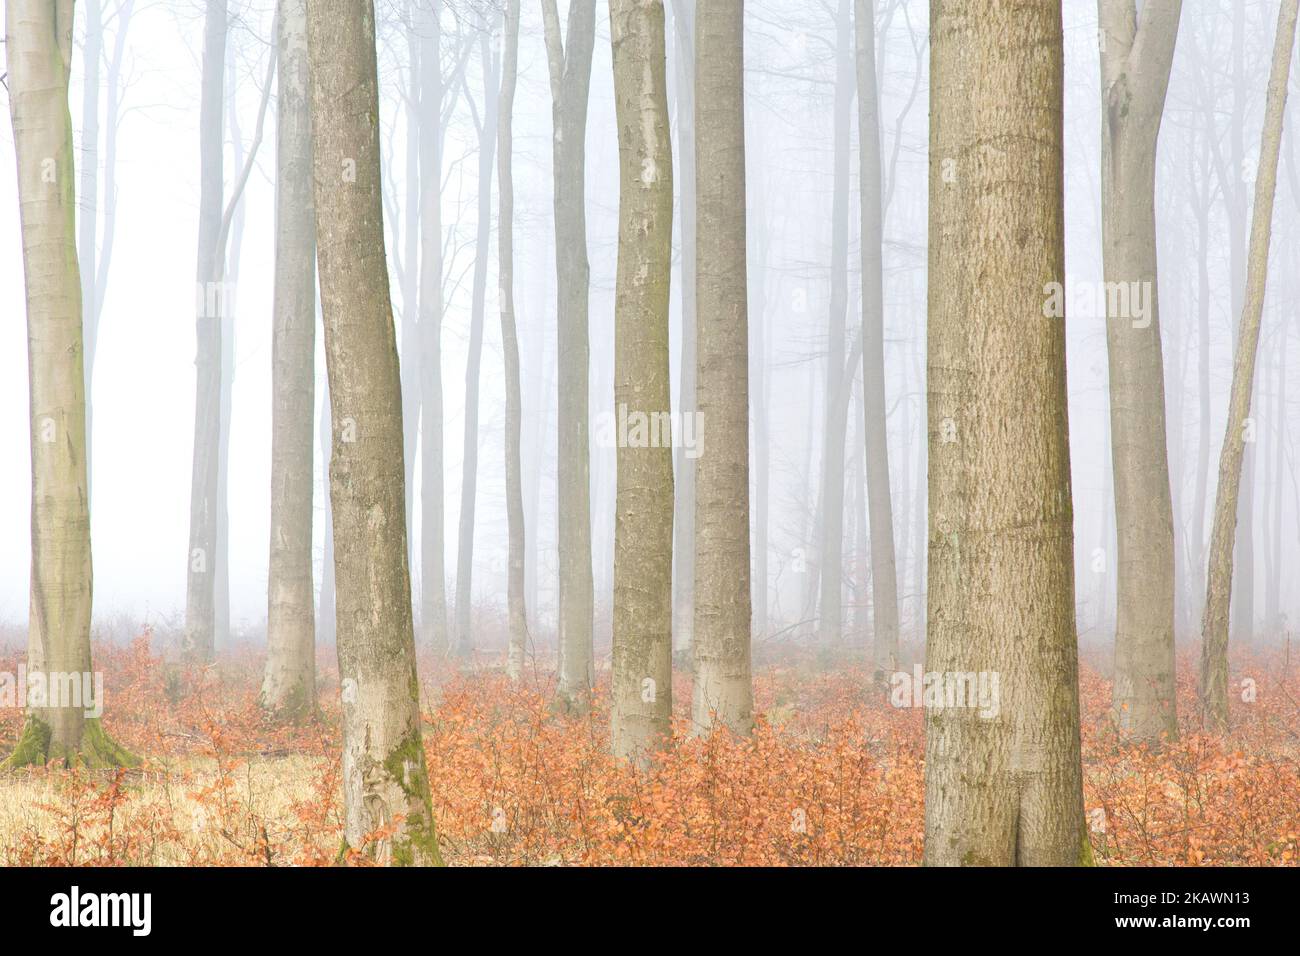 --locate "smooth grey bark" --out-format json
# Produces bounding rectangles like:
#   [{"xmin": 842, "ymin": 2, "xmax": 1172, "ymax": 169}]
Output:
[
  {"xmin": 541, "ymin": 0, "xmax": 597, "ymax": 710},
  {"xmin": 418, "ymin": 0, "xmax": 450, "ymax": 652},
  {"xmin": 306, "ymin": 0, "xmax": 441, "ymax": 866},
  {"xmin": 452, "ymin": 32, "xmax": 500, "ymax": 659},
  {"xmin": 691, "ymin": 0, "xmax": 751, "ymax": 736},
  {"xmin": 261, "ymin": 0, "xmax": 317, "ymax": 721},
  {"xmin": 923, "ymin": 0, "xmax": 1088, "ymax": 866},
  {"xmin": 609, "ymin": 0, "xmax": 675, "ymax": 765},
  {"xmin": 183, "ymin": 0, "xmax": 228, "ymax": 664},
  {"xmin": 1098, "ymin": 0, "xmax": 1181, "ymax": 742},
  {"xmin": 817, "ymin": 0, "xmax": 853, "ymax": 646},
  {"xmin": 499, "ymin": 0, "xmax": 527, "ymax": 680},
  {"xmin": 1201, "ymin": 0, "xmax": 1298, "ymax": 734},
  {"xmin": 3, "ymin": 0, "xmax": 134, "ymax": 769},
  {"xmin": 854, "ymin": 0, "xmax": 899, "ymax": 676},
  {"xmin": 669, "ymin": 0, "xmax": 697, "ymax": 656}
]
